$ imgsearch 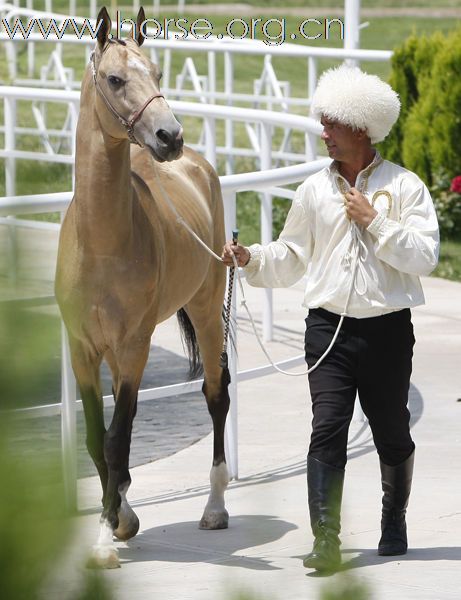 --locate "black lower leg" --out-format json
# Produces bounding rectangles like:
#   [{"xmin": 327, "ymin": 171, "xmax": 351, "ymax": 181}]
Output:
[
  {"xmin": 102, "ymin": 384, "xmax": 137, "ymax": 530},
  {"xmin": 203, "ymin": 367, "xmax": 230, "ymax": 466},
  {"xmin": 378, "ymin": 449, "xmax": 415, "ymax": 556},
  {"xmin": 80, "ymin": 387, "xmax": 108, "ymax": 505},
  {"xmin": 303, "ymin": 456, "xmax": 345, "ymax": 572}
]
